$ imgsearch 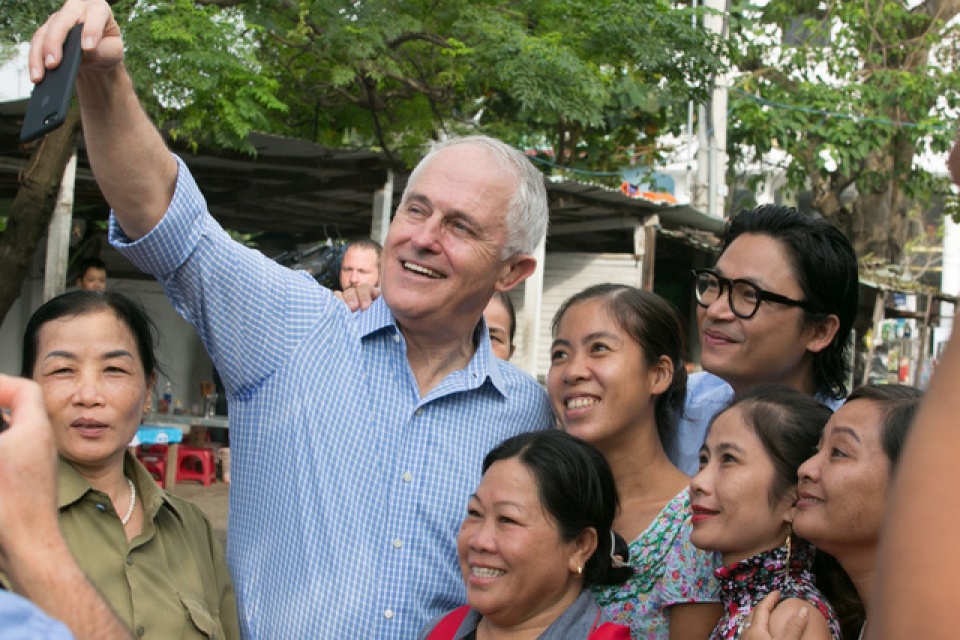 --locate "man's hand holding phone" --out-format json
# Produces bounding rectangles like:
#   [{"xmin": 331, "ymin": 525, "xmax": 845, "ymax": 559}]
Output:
[{"xmin": 27, "ymin": 0, "xmax": 126, "ymax": 100}]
